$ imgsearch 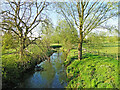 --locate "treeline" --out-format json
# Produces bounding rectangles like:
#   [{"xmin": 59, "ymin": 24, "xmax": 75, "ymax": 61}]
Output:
[
  {"xmin": 84, "ymin": 31, "xmax": 119, "ymax": 49},
  {"xmin": 50, "ymin": 20, "xmax": 79, "ymax": 51}
]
